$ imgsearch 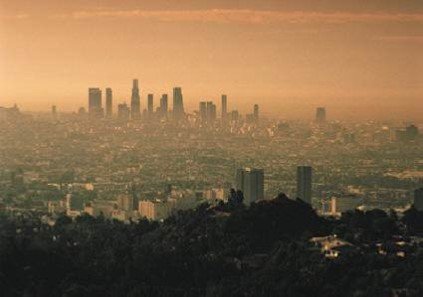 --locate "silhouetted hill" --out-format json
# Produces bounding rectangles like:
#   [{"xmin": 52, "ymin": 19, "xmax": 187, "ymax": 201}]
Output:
[{"xmin": 1, "ymin": 195, "xmax": 423, "ymax": 296}]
